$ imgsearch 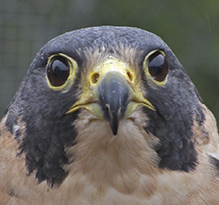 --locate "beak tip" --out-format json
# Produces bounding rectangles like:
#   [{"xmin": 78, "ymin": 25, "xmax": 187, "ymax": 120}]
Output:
[{"xmin": 110, "ymin": 122, "xmax": 118, "ymax": 135}]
